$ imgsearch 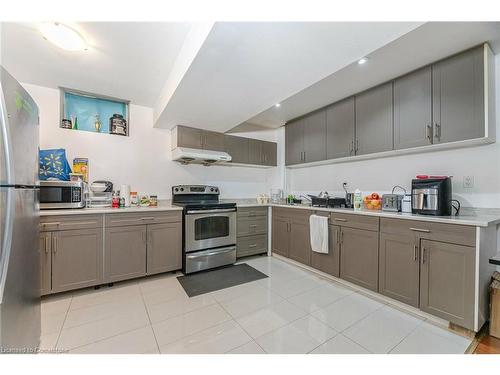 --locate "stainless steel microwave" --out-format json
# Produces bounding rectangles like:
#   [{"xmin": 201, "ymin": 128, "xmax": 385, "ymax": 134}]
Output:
[{"xmin": 39, "ymin": 181, "xmax": 86, "ymax": 209}]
